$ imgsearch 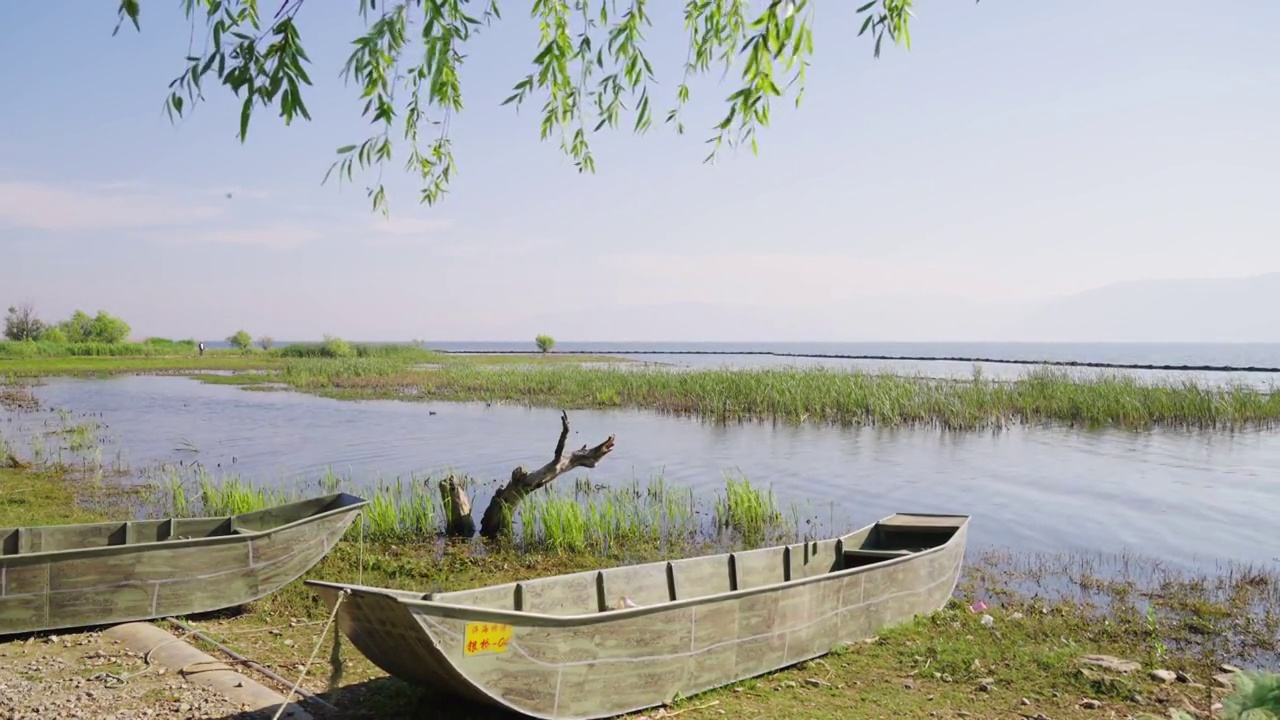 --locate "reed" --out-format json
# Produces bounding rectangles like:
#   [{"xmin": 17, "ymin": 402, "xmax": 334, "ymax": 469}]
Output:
[
  {"xmin": 0, "ymin": 339, "xmax": 196, "ymax": 357},
  {"xmin": 279, "ymin": 357, "xmax": 405, "ymax": 387},
  {"xmin": 139, "ymin": 462, "xmax": 799, "ymax": 555},
  {"xmin": 516, "ymin": 477, "xmax": 702, "ymax": 553},
  {"xmin": 714, "ymin": 473, "xmax": 785, "ymax": 541},
  {"xmin": 301, "ymin": 363, "xmax": 1280, "ymax": 430}
]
